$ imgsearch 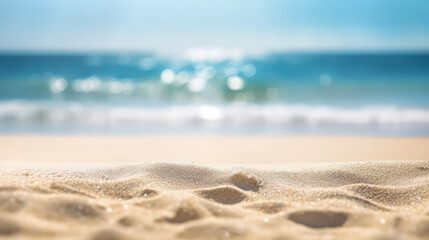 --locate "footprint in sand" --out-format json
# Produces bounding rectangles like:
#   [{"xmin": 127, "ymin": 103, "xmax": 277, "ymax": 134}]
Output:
[
  {"xmin": 196, "ymin": 186, "xmax": 247, "ymax": 205},
  {"xmin": 0, "ymin": 193, "xmax": 26, "ymax": 212},
  {"xmin": 160, "ymin": 204, "xmax": 206, "ymax": 224},
  {"xmin": 244, "ymin": 202, "xmax": 286, "ymax": 214},
  {"xmin": 44, "ymin": 199, "xmax": 106, "ymax": 222},
  {"xmin": 178, "ymin": 221, "xmax": 245, "ymax": 239},
  {"xmin": 288, "ymin": 210, "xmax": 348, "ymax": 228},
  {"xmin": 92, "ymin": 229, "xmax": 124, "ymax": 240},
  {"xmin": 159, "ymin": 200, "xmax": 209, "ymax": 223},
  {"xmin": 117, "ymin": 216, "xmax": 134, "ymax": 227},
  {"xmin": 0, "ymin": 217, "xmax": 19, "ymax": 236},
  {"xmin": 140, "ymin": 189, "xmax": 158, "ymax": 198},
  {"xmin": 229, "ymin": 172, "xmax": 263, "ymax": 192}
]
